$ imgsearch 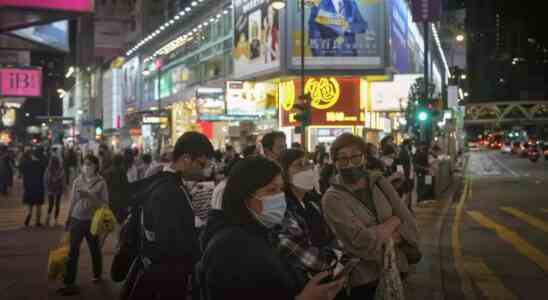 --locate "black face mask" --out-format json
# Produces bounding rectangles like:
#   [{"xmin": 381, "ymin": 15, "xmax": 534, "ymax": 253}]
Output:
[{"xmin": 339, "ymin": 166, "xmax": 367, "ymax": 185}]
